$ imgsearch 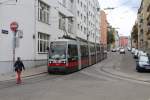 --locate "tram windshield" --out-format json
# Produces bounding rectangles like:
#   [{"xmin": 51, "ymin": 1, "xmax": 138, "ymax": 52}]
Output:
[{"xmin": 49, "ymin": 42, "xmax": 67, "ymax": 59}]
